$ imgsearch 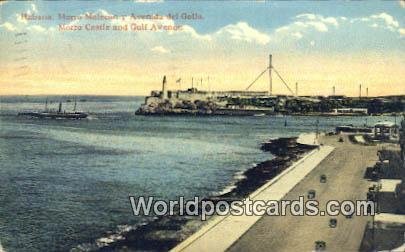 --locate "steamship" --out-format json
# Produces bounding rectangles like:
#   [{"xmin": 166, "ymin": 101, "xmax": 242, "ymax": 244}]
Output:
[{"xmin": 18, "ymin": 99, "xmax": 88, "ymax": 119}]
